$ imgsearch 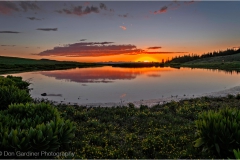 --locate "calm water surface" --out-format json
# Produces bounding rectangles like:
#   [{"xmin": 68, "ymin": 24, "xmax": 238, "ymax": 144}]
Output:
[{"xmin": 2, "ymin": 66, "xmax": 240, "ymax": 104}]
